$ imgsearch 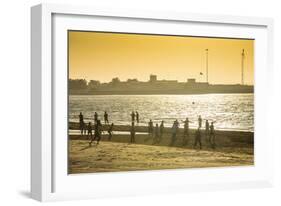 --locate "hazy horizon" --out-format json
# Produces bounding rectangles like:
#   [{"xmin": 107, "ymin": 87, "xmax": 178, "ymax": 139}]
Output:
[{"xmin": 69, "ymin": 76, "xmax": 254, "ymax": 85}]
